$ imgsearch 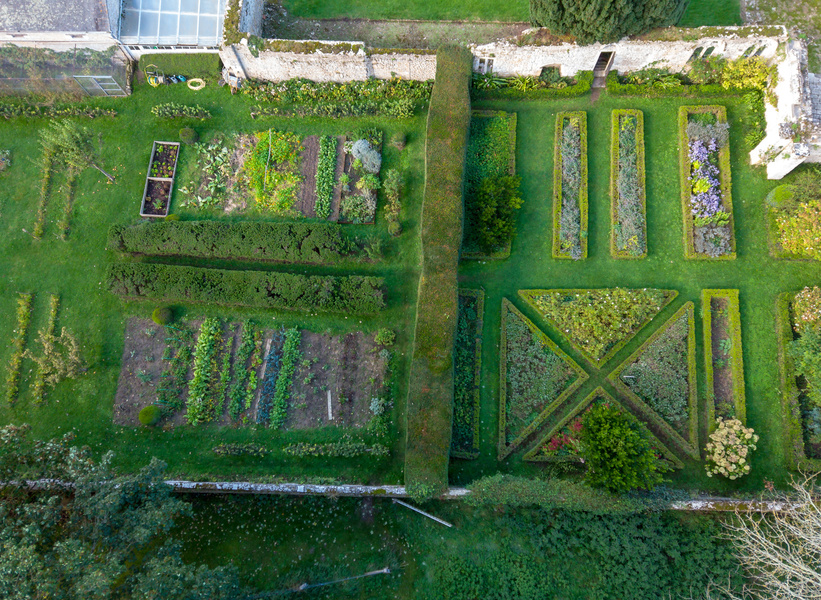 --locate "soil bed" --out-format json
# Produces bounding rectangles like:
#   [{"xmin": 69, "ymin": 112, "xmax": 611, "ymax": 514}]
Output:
[
  {"xmin": 143, "ymin": 180, "xmax": 171, "ymax": 215},
  {"xmin": 710, "ymin": 297, "xmax": 735, "ymax": 419},
  {"xmin": 150, "ymin": 144, "xmax": 178, "ymax": 178}
]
